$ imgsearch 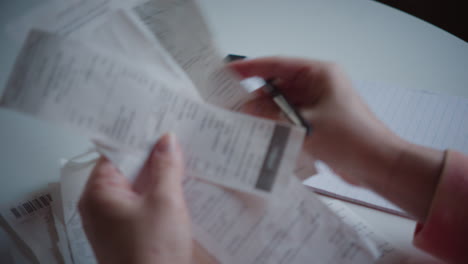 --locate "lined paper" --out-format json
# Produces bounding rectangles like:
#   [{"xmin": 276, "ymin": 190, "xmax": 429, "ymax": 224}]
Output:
[{"xmin": 305, "ymin": 81, "xmax": 468, "ymax": 216}]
